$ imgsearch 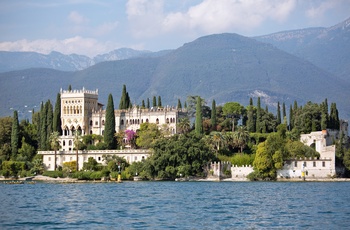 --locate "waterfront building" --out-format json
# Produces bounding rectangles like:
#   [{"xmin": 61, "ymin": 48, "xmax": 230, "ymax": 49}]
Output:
[{"xmin": 39, "ymin": 88, "xmax": 188, "ymax": 170}]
